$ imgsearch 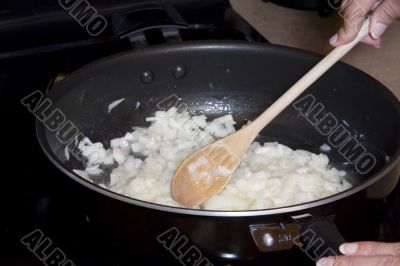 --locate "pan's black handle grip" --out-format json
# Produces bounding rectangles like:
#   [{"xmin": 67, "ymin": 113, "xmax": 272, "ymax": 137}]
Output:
[{"xmin": 299, "ymin": 217, "xmax": 346, "ymax": 259}]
